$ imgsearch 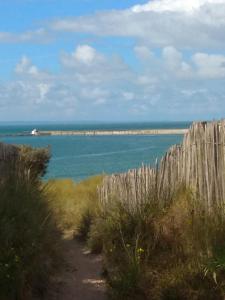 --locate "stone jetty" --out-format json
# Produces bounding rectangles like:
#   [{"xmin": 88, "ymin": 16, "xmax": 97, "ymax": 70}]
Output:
[{"xmin": 39, "ymin": 129, "xmax": 188, "ymax": 136}]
